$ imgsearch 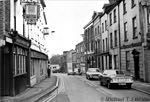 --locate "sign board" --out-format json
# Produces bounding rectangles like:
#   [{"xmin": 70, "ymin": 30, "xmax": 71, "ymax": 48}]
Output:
[
  {"xmin": 0, "ymin": 39, "xmax": 5, "ymax": 47},
  {"xmin": 21, "ymin": 0, "xmax": 39, "ymax": 3},
  {"xmin": 25, "ymin": 4, "xmax": 38, "ymax": 25},
  {"xmin": 43, "ymin": 27, "xmax": 49, "ymax": 35}
]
